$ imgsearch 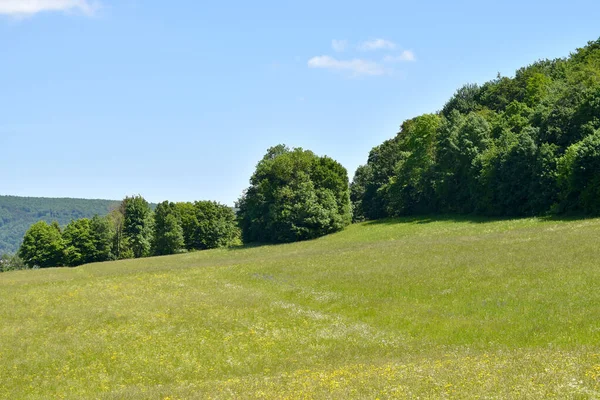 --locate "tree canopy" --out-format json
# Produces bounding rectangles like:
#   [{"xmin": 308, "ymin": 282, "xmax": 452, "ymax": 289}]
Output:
[
  {"xmin": 352, "ymin": 38, "xmax": 600, "ymax": 219},
  {"xmin": 237, "ymin": 145, "xmax": 352, "ymax": 243}
]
